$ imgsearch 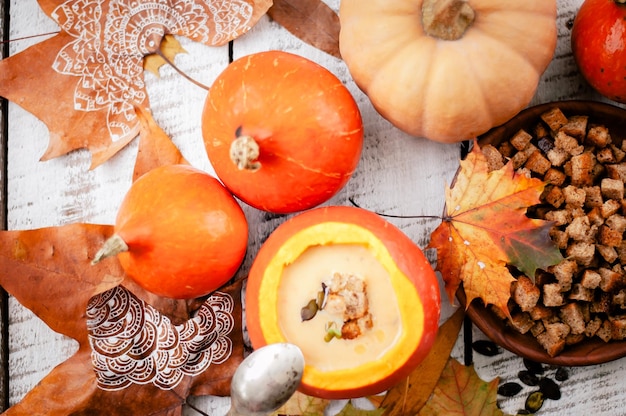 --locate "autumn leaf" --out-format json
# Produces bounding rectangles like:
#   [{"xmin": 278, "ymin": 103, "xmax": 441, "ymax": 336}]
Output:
[
  {"xmin": 418, "ymin": 359, "xmax": 504, "ymax": 416},
  {"xmin": 144, "ymin": 34, "xmax": 188, "ymax": 77},
  {"xmin": 0, "ymin": 0, "xmax": 271, "ymax": 169},
  {"xmin": 0, "ymin": 224, "xmax": 245, "ymax": 415},
  {"xmin": 428, "ymin": 140, "xmax": 563, "ymax": 317},
  {"xmin": 133, "ymin": 105, "xmax": 189, "ymax": 181},
  {"xmin": 335, "ymin": 402, "xmax": 385, "ymax": 416},
  {"xmin": 381, "ymin": 307, "xmax": 465, "ymax": 415},
  {"xmin": 271, "ymin": 391, "xmax": 329, "ymax": 416},
  {"xmin": 268, "ymin": 0, "xmax": 341, "ymax": 58}
]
